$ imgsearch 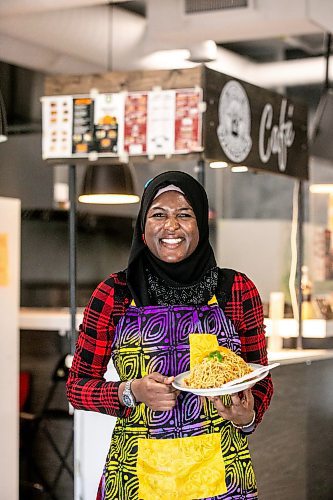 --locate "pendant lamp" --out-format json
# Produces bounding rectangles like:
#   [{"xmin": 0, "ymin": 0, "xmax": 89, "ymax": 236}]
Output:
[
  {"xmin": 0, "ymin": 90, "xmax": 8, "ymax": 143},
  {"xmin": 79, "ymin": 162, "xmax": 140, "ymax": 204}
]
